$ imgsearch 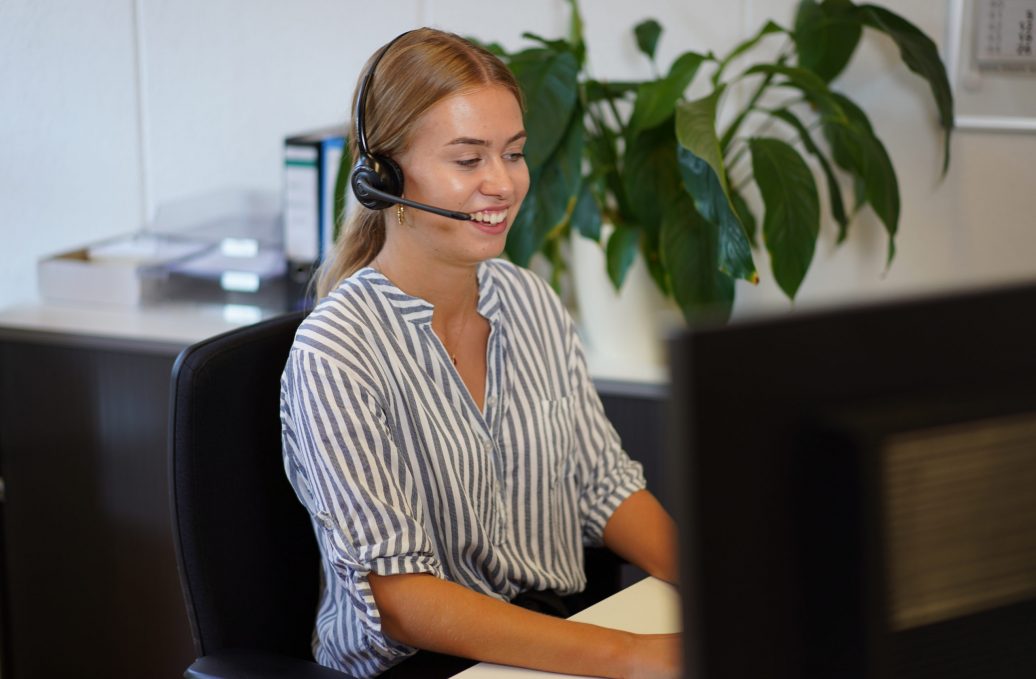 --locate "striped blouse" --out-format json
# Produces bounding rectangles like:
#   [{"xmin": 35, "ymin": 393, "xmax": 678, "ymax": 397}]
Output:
[{"xmin": 279, "ymin": 259, "xmax": 646, "ymax": 678}]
